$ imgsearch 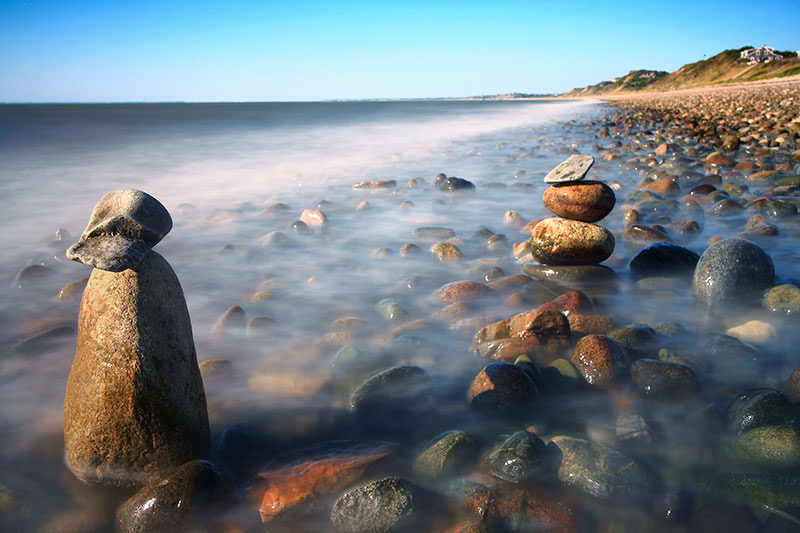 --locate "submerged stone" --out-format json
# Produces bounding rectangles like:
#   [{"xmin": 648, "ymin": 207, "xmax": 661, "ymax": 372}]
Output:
[
  {"xmin": 330, "ymin": 477, "xmax": 424, "ymax": 533},
  {"xmin": 413, "ymin": 430, "xmax": 476, "ymax": 478},
  {"xmin": 481, "ymin": 431, "xmax": 553, "ymax": 483}
]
